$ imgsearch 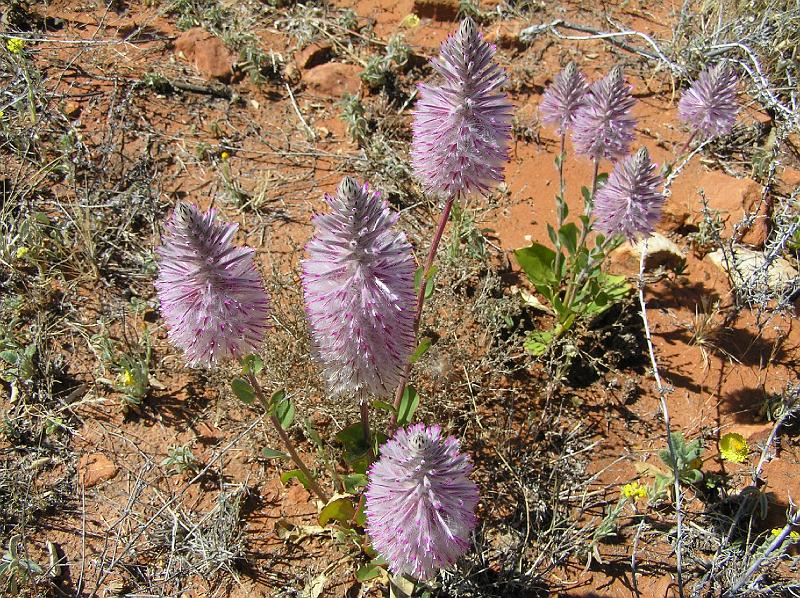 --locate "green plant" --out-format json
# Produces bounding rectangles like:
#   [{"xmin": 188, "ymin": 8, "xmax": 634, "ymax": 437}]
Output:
[
  {"xmin": 654, "ymin": 432, "xmax": 704, "ymax": 493},
  {"xmin": 359, "ymin": 34, "xmax": 410, "ymax": 90},
  {"xmin": 94, "ymin": 325, "xmax": 152, "ymax": 414},
  {"xmin": 161, "ymin": 445, "xmax": 201, "ymax": 476},
  {"xmin": 0, "ymin": 535, "xmax": 44, "ymax": 596},
  {"xmin": 339, "ymin": 93, "xmax": 368, "ymax": 144}
]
